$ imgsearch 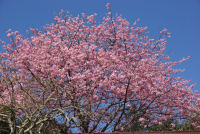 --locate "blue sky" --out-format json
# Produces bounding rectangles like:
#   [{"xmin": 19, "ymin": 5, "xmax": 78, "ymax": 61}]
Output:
[{"xmin": 0, "ymin": 0, "xmax": 200, "ymax": 90}]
